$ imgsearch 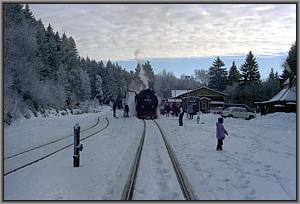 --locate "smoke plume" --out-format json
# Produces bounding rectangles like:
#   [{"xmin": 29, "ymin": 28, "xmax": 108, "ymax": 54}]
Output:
[{"xmin": 133, "ymin": 49, "xmax": 149, "ymax": 90}]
